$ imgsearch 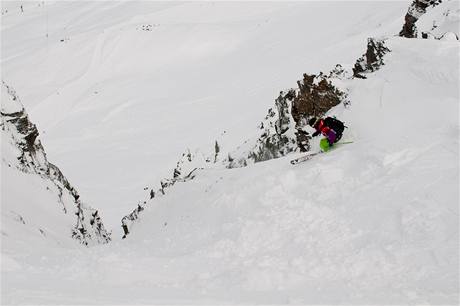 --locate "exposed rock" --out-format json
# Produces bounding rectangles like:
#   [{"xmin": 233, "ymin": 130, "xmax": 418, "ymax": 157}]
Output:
[
  {"xmin": 353, "ymin": 38, "xmax": 390, "ymax": 79},
  {"xmin": 399, "ymin": 0, "xmax": 442, "ymax": 38},
  {"xmin": 1, "ymin": 81, "xmax": 111, "ymax": 245},
  {"xmin": 295, "ymin": 129, "xmax": 310, "ymax": 153},
  {"xmin": 225, "ymin": 90, "xmax": 298, "ymax": 168},
  {"xmin": 121, "ymin": 149, "xmax": 202, "ymax": 238},
  {"xmin": 292, "ymin": 65, "xmax": 349, "ymax": 123},
  {"xmin": 225, "ymin": 65, "xmax": 349, "ymax": 167},
  {"xmin": 414, "ymin": 0, "xmax": 460, "ymax": 41},
  {"xmin": 249, "ymin": 91, "xmax": 298, "ymax": 161}
]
